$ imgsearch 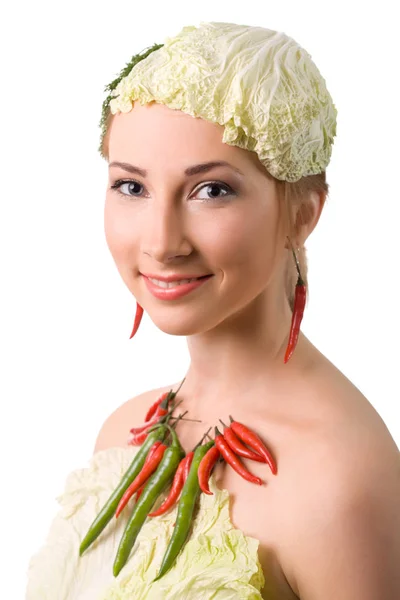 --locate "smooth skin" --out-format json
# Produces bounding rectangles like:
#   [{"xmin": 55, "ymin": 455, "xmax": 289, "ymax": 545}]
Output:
[{"xmin": 99, "ymin": 101, "xmax": 400, "ymax": 599}]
